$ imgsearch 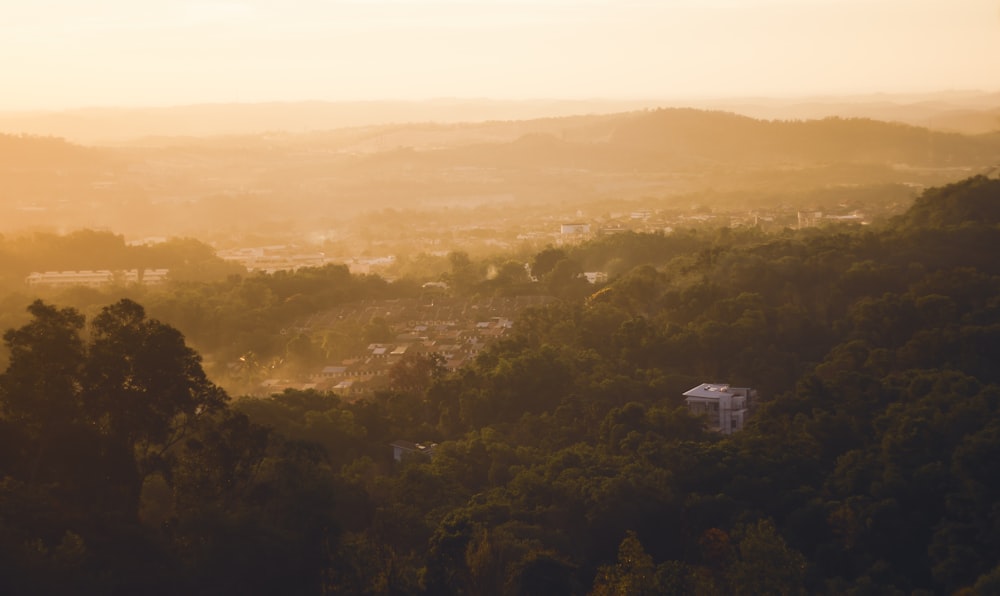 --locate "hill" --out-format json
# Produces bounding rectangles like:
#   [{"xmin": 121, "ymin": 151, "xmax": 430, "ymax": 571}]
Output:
[
  {"xmin": 2, "ymin": 92, "xmax": 997, "ymax": 144},
  {"xmin": 1, "ymin": 109, "xmax": 997, "ymax": 246}
]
